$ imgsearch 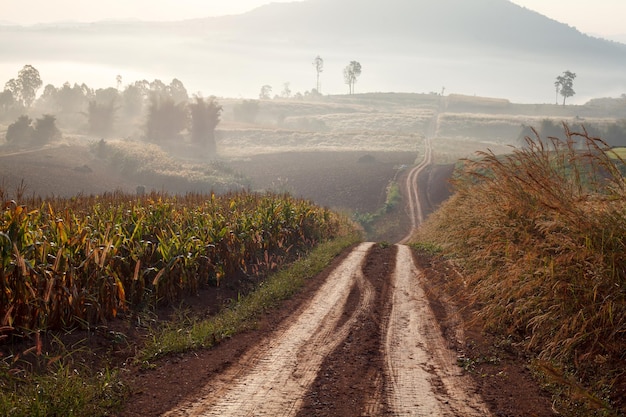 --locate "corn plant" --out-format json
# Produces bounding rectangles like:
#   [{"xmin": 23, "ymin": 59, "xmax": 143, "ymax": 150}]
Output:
[{"xmin": 1, "ymin": 190, "xmax": 344, "ymax": 333}]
